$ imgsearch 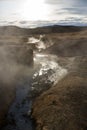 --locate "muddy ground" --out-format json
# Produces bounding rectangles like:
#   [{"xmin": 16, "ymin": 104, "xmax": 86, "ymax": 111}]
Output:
[{"xmin": 0, "ymin": 25, "xmax": 87, "ymax": 129}]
